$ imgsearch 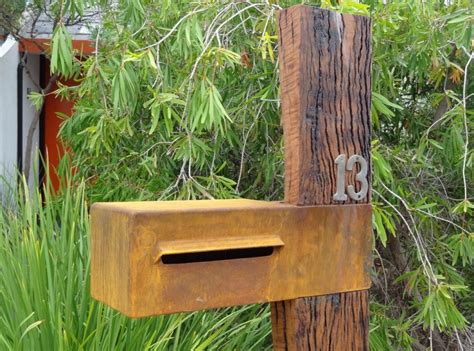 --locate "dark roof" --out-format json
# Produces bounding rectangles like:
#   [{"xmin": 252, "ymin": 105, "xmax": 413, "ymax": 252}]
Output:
[{"xmin": 20, "ymin": 4, "xmax": 101, "ymax": 40}]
